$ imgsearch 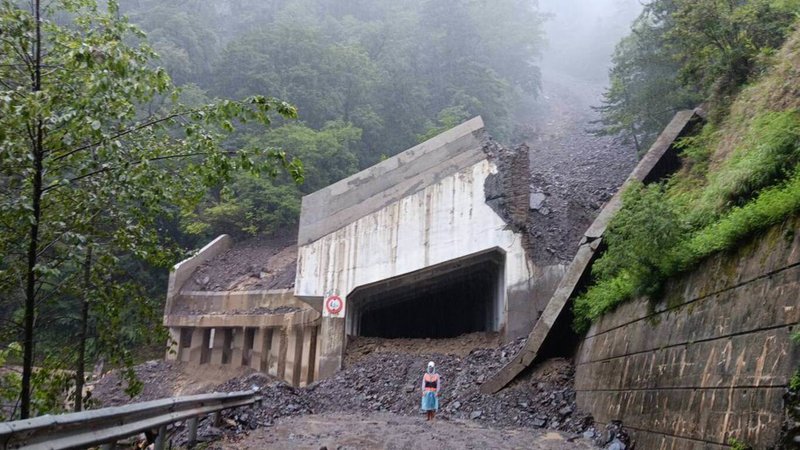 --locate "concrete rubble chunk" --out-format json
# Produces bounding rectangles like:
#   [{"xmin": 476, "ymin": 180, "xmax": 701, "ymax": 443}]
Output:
[{"xmin": 529, "ymin": 192, "xmax": 546, "ymax": 210}]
